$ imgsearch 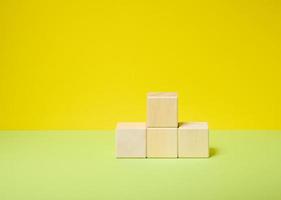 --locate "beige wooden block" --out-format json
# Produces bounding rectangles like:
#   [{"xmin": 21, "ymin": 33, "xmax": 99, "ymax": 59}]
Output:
[
  {"xmin": 147, "ymin": 128, "xmax": 177, "ymax": 158},
  {"xmin": 116, "ymin": 122, "xmax": 146, "ymax": 158},
  {"xmin": 147, "ymin": 92, "xmax": 178, "ymax": 128},
  {"xmin": 178, "ymin": 122, "xmax": 209, "ymax": 158}
]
